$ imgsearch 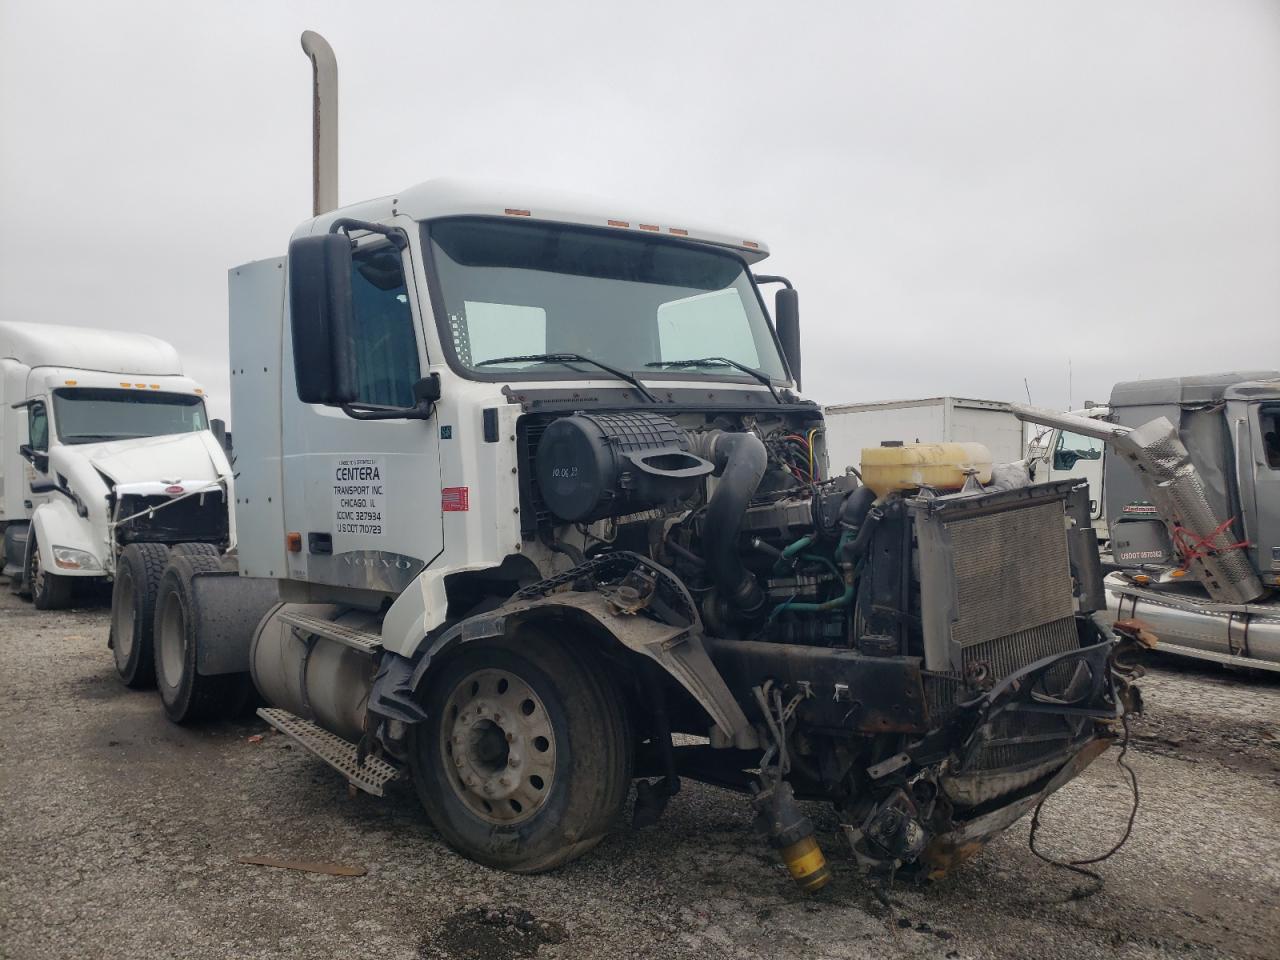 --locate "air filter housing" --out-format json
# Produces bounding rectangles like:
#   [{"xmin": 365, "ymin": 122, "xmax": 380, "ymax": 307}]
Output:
[{"xmin": 534, "ymin": 412, "xmax": 713, "ymax": 522}]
